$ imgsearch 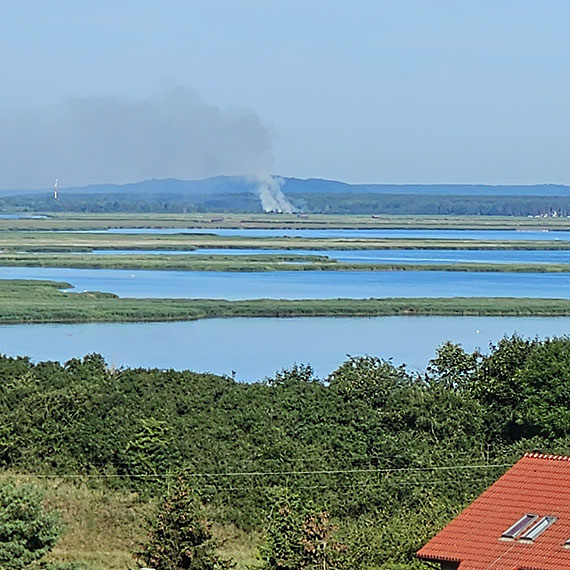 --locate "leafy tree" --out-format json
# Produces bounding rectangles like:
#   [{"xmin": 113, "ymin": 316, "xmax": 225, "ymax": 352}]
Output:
[
  {"xmin": 0, "ymin": 482, "xmax": 60, "ymax": 569},
  {"xmin": 138, "ymin": 477, "xmax": 233, "ymax": 570},
  {"xmin": 301, "ymin": 510, "xmax": 346, "ymax": 570},
  {"xmin": 124, "ymin": 417, "xmax": 176, "ymax": 478},
  {"xmin": 268, "ymin": 364, "xmax": 317, "ymax": 387},
  {"xmin": 260, "ymin": 492, "xmax": 346, "ymax": 570},
  {"xmin": 328, "ymin": 356, "xmax": 409, "ymax": 409},
  {"xmin": 472, "ymin": 336, "xmax": 570, "ymax": 441},
  {"xmin": 425, "ymin": 342, "xmax": 482, "ymax": 392},
  {"xmin": 339, "ymin": 497, "xmax": 458, "ymax": 570},
  {"xmin": 259, "ymin": 494, "xmax": 304, "ymax": 570}
]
